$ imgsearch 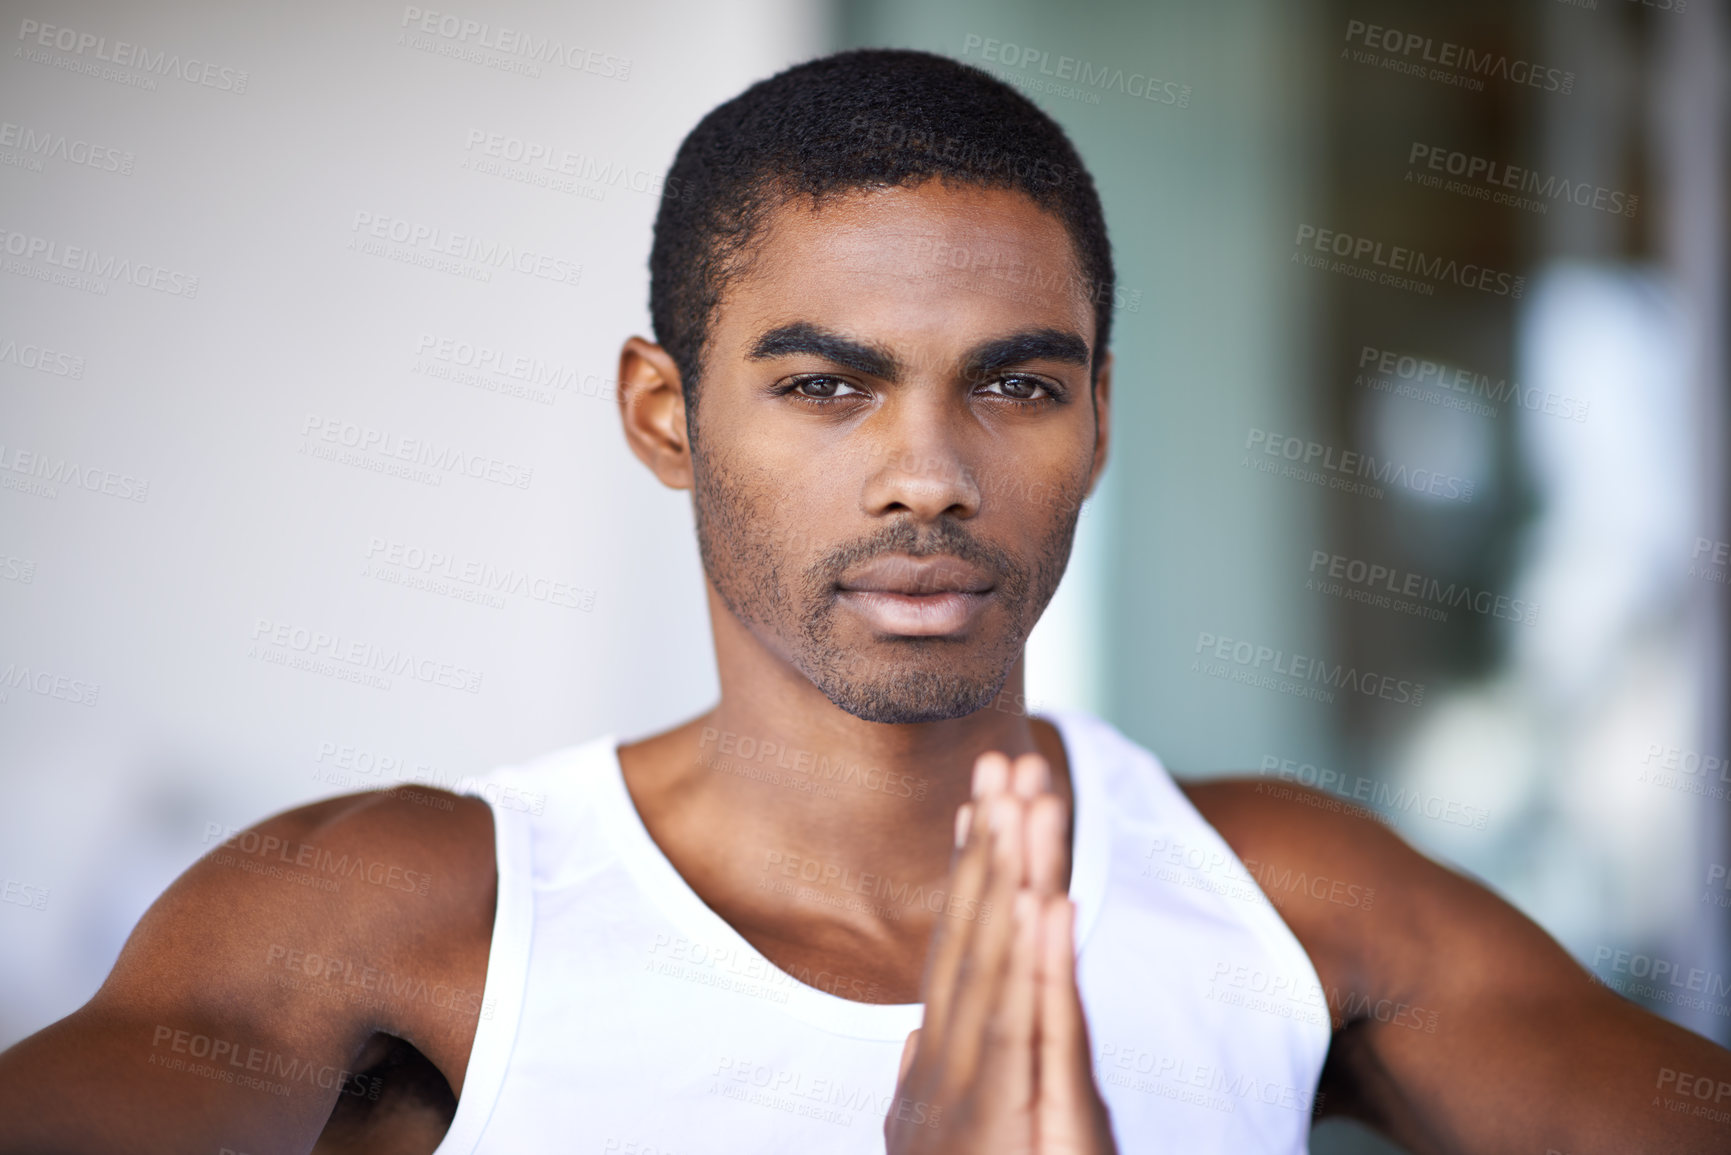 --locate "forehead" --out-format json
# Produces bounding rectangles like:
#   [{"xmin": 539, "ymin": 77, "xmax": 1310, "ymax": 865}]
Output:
[{"xmin": 717, "ymin": 182, "xmax": 1095, "ymax": 356}]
